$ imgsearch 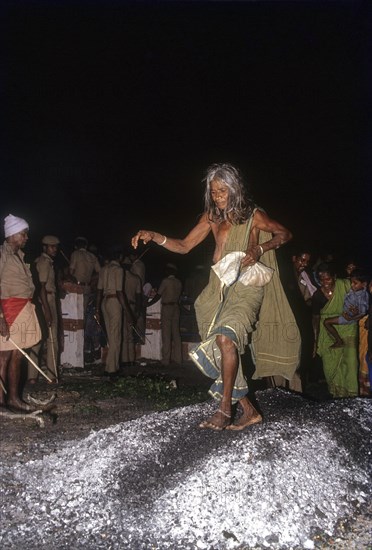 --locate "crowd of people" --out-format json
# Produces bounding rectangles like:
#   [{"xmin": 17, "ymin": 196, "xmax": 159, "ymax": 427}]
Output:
[
  {"xmin": 0, "ymin": 217, "xmax": 186, "ymax": 412},
  {"xmin": 278, "ymin": 249, "xmax": 371, "ymax": 399},
  {"xmin": 0, "ymin": 164, "xmax": 371, "ymax": 424}
]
